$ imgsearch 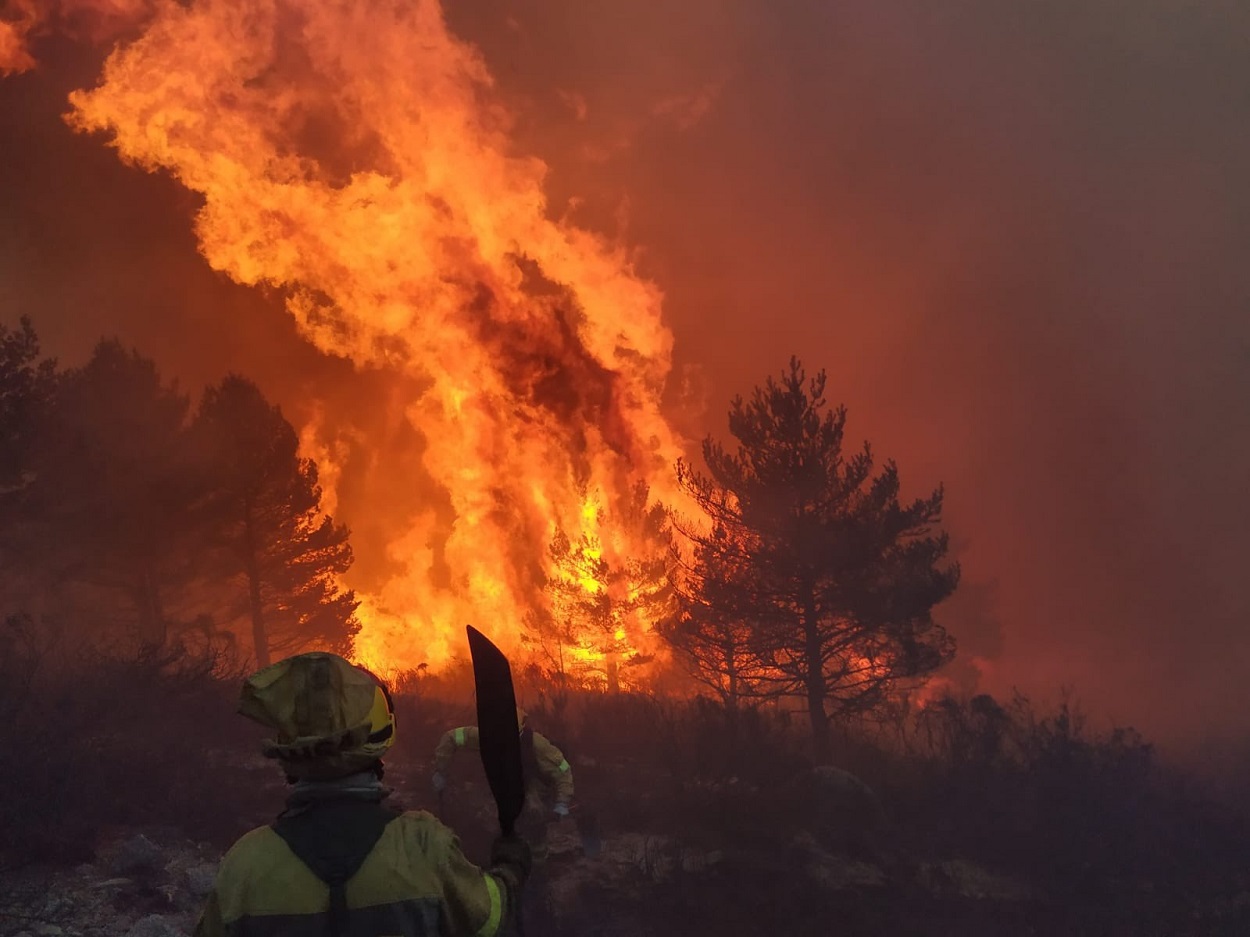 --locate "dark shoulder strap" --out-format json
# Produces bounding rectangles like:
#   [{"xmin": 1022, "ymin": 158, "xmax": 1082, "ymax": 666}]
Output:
[{"xmin": 272, "ymin": 801, "xmax": 401, "ymax": 936}]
